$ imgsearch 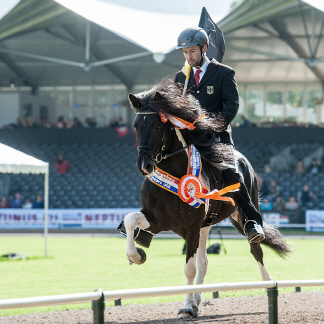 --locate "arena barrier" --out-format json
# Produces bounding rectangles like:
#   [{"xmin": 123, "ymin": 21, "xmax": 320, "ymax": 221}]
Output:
[{"xmin": 0, "ymin": 279, "xmax": 324, "ymax": 324}]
